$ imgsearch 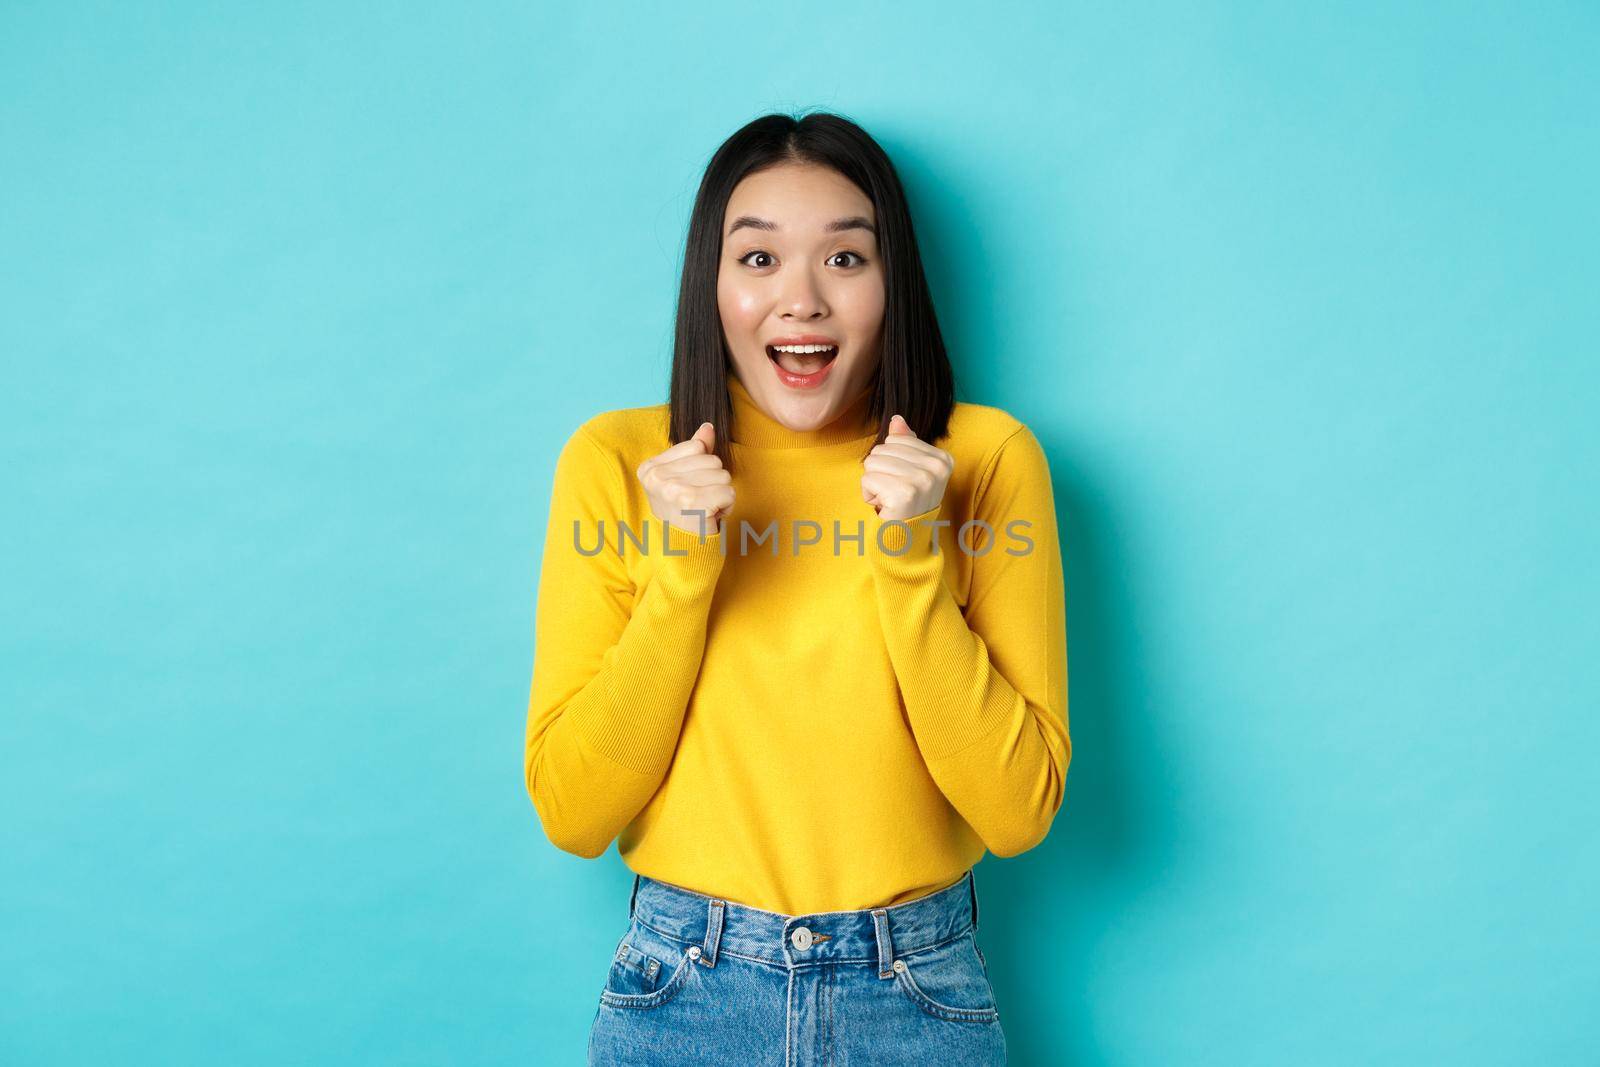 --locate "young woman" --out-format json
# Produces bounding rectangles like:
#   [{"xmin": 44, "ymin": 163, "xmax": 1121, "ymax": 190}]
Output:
[{"xmin": 524, "ymin": 111, "xmax": 1070, "ymax": 1066}]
